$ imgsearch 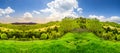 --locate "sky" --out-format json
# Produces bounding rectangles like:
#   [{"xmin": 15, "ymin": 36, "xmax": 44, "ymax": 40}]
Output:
[{"xmin": 0, "ymin": 0, "xmax": 120, "ymax": 23}]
